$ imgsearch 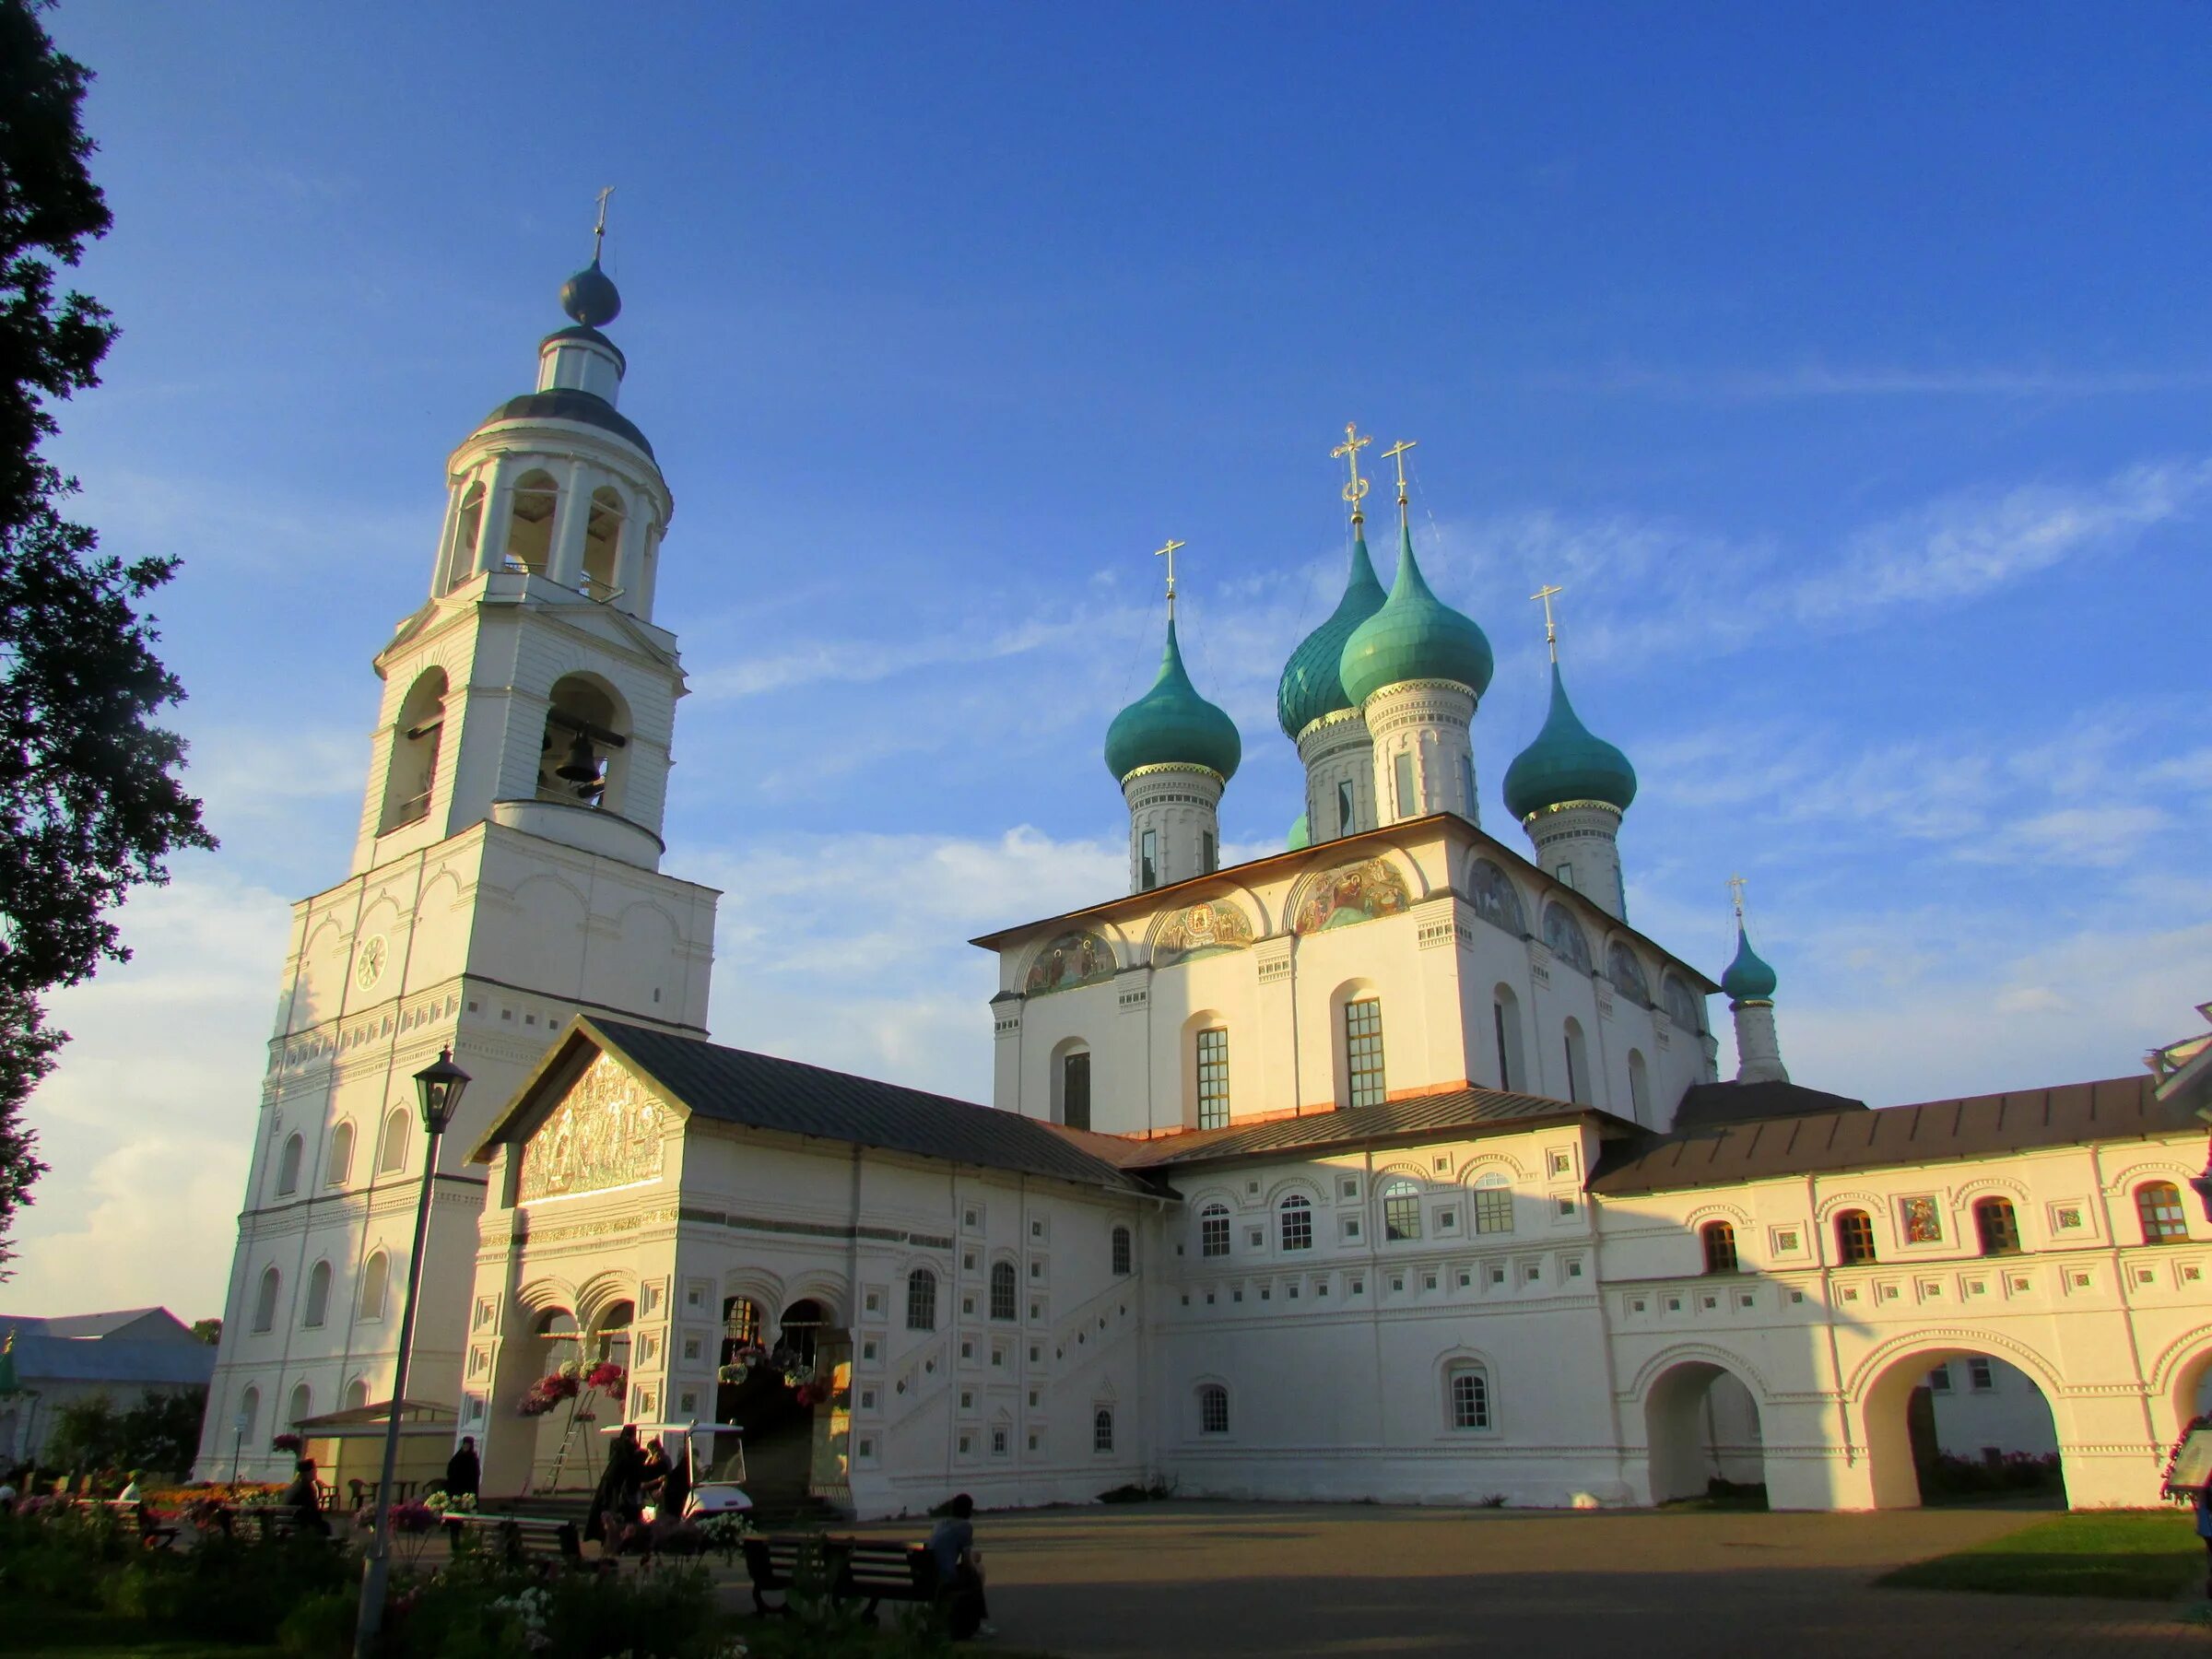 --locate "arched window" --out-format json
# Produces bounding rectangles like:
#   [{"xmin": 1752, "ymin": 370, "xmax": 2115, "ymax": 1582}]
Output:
[
  {"xmin": 1198, "ymin": 1203, "xmax": 1230, "ymax": 1259},
  {"xmin": 359, "ymin": 1250, "xmax": 391, "ymax": 1322},
  {"xmin": 1093, "ymin": 1407, "xmax": 1114, "ymax": 1453},
  {"xmin": 1111, "ymin": 1225, "xmax": 1133, "ymax": 1276},
  {"xmin": 1472, "ymin": 1171, "xmax": 1513, "ymax": 1235},
  {"xmin": 1448, "ymin": 1365, "xmax": 1491, "ymax": 1430},
  {"xmin": 1543, "ymin": 903, "xmax": 1592, "ymax": 974},
  {"xmin": 276, "ymin": 1133, "xmax": 304, "ymax": 1196},
  {"xmin": 378, "ymin": 1107, "xmax": 409, "ymax": 1175},
  {"xmin": 582, "ymin": 485, "xmax": 626, "ymax": 596},
  {"xmin": 1197, "ymin": 1383, "xmax": 1230, "ymax": 1435},
  {"xmin": 446, "ymin": 480, "xmax": 487, "ymax": 589},
  {"xmin": 1381, "ymin": 1178, "xmax": 1423, "ymax": 1242},
  {"xmin": 989, "ymin": 1261, "xmax": 1018, "ymax": 1321},
  {"xmin": 906, "ymin": 1267, "xmax": 938, "ymax": 1331},
  {"xmin": 288, "ymin": 1382, "xmax": 312, "ymax": 1432},
  {"xmin": 538, "ymin": 675, "xmax": 628, "ymax": 812},
  {"xmin": 1279, "ymin": 1194, "xmax": 1313, "ymax": 1252},
  {"xmin": 2137, "ymin": 1181, "xmax": 2189, "ymax": 1244},
  {"xmin": 1491, "ymin": 983, "xmax": 1524, "ymax": 1092},
  {"xmin": 1627, "ymin": 1050, "xmax": 1651, "ymax": 1125},
  {"xmin": 1561, "ymin": 1018, "xmax": 1592, "ymax": 1105},
  {"xmin": 1973, "ymin": 1196, "xmax": 2022, "ymax": 1255},
  {"xmin": 237, "ymin": 1386, "xmax": 261, "ymax": 1445},
  {"xmin": 252, "ymin": 1265, "xmax": 281, "ymax": 1333},
  {"xmin": 505, "ymin": 469, "xmax": 559, "ymax": 573},
  {"xmin": 1834, "ymin": 1209, "xmax": 1877, "ymax": 1265},
  {"xmin": 343, "ymin": 1377, "xmax": 370, "ymax": 1411},
  {"xmin": 1661, "ymin": 974, "xmax": 1704, "ymax": 1034},
  {"xmin": 324, "ymin": 1122, "xmax": 355, "ymax": 1187},
  {"xmin": 1701, "ymin": 1220, "xmax": 1739, "ymax": 1274},
  {"xmin": 1058, "ymin": 1048, "xmax": 1092, "ymax": 1132},
  {"xmin": 378, "ymin": 667, "xmax": 448, "ymax": 833},
  {"xmin": 1606, "ymin": 941, "xmax": 1651, "ymax": 1004},
  {"xmin": 1467, "ymin": 860, "xmax": 1526, "ymax": 936},
  {"xmin": 1344, "ymin": 997, "xmax": 1386, "ymax": 1108},
  {"xmin": 1194, "ymin": 1028, "xmax": 1230, "ymax": 1130},
  {"xmin": 722, "ymin": 1296, "xmax": 763, "ymax": 1348},
  {"xmin": 302, "ymin": 1259, "xmax": 332, "ymax": 1328}
]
